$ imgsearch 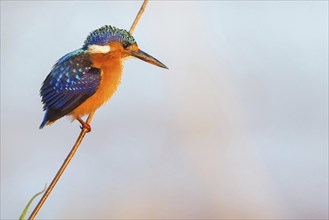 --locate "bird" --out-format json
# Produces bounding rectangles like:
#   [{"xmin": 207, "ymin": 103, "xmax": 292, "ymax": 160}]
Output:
[{"xmin": 40, "ymin": 25, "xmax": 167, "ymax": 132}]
